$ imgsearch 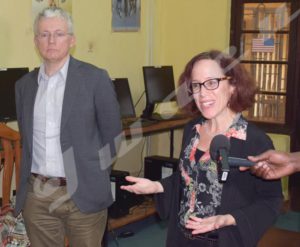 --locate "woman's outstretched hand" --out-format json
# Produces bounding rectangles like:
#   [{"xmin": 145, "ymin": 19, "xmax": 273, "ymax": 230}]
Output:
[{"xmin": 120, "ymin": 176, "xmax": 164, "ymax": 194}]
